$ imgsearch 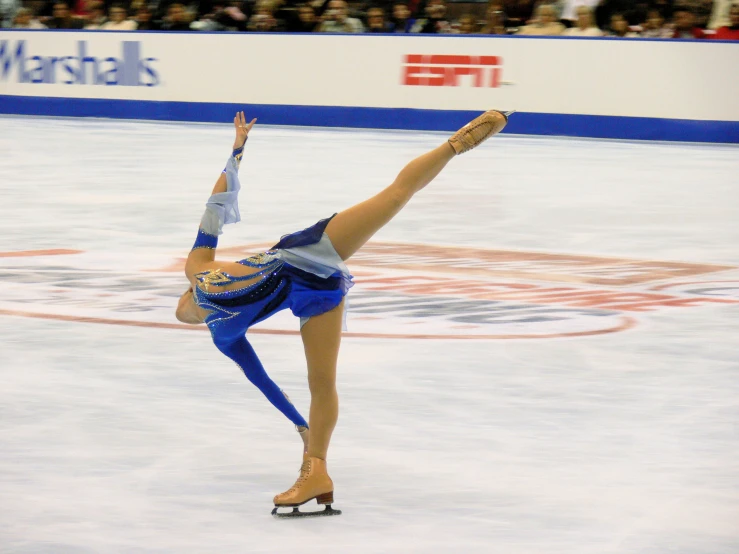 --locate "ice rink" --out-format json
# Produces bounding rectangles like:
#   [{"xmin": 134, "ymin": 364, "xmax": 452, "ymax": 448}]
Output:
[{"xmin": 1, "ymin": 116, "xmax": 738, "ymax": 553}]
